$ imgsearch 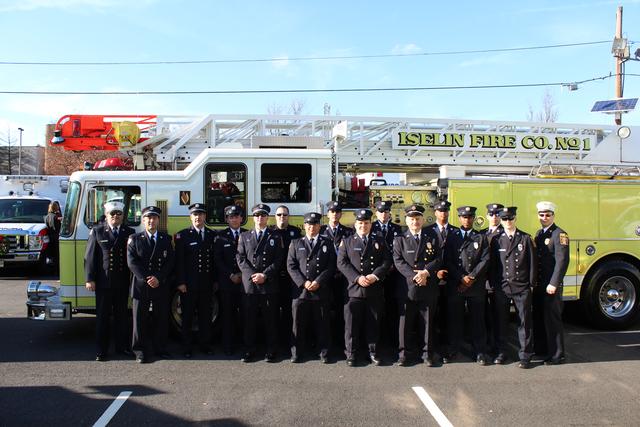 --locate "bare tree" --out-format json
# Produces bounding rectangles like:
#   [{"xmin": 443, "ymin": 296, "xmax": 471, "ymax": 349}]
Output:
[
  {"xmin": 527, "ymin": 89, "xmax": 558, "ymax": 123},
  {"xmin": 288, "ymin": 98, "xmax": 306, "ymax": 115},
  {"xmin": 0, "ymin": 126, "xmax": 15, "ymax": 174}
]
